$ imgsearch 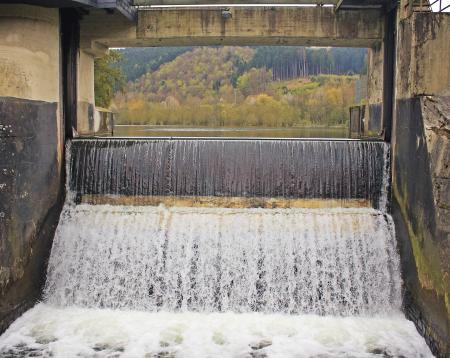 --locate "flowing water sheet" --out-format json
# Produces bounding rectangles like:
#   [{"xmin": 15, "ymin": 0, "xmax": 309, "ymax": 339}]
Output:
[
  {"xmin": 69, "ymin": 139, "xmax": 389, "ymax": 207},
  {"xmin": 44, "ymin": 205, "xmax": 402, "ymax": 315},
  {"xmin": 0, "ymin": 140, "xmax": 433, "ymax": 357},
  {"xmin": 0, "ymin": 204, "xmax": 433, "ymax": 357}
]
